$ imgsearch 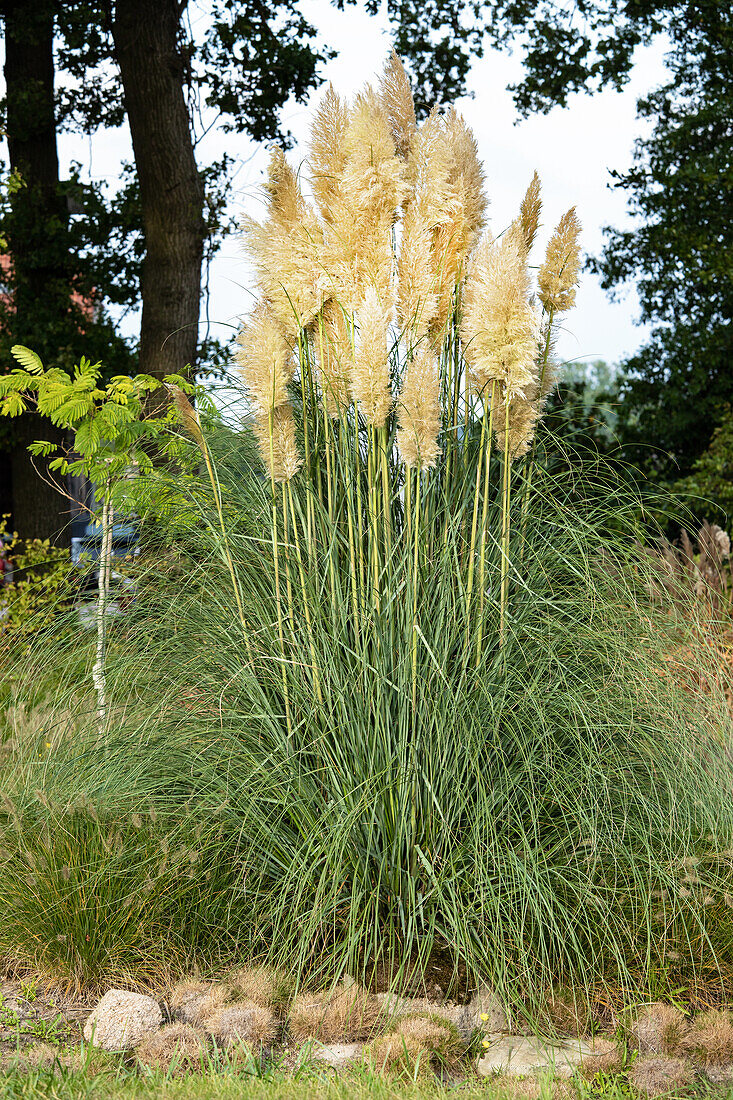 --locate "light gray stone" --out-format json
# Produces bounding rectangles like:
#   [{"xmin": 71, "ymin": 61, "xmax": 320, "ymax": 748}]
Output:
[
  {"xmin": 375, "ymin": 984, "xmax": 509, "ymax": 1045},
  {"xmin": 312, "ymin": 1042, "xmax": 364, "ymax": 1067},
  {"xmin": 453, "ymin": 984, "xmax": 508, "ymax": 1042},
  {"xmin": 476, "ymin": 1035, "xmax": 595, "ymax": 1078},
  {"xmin": 83, "ymin": 989, "xmax": 162, "ymax": 1051}
]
